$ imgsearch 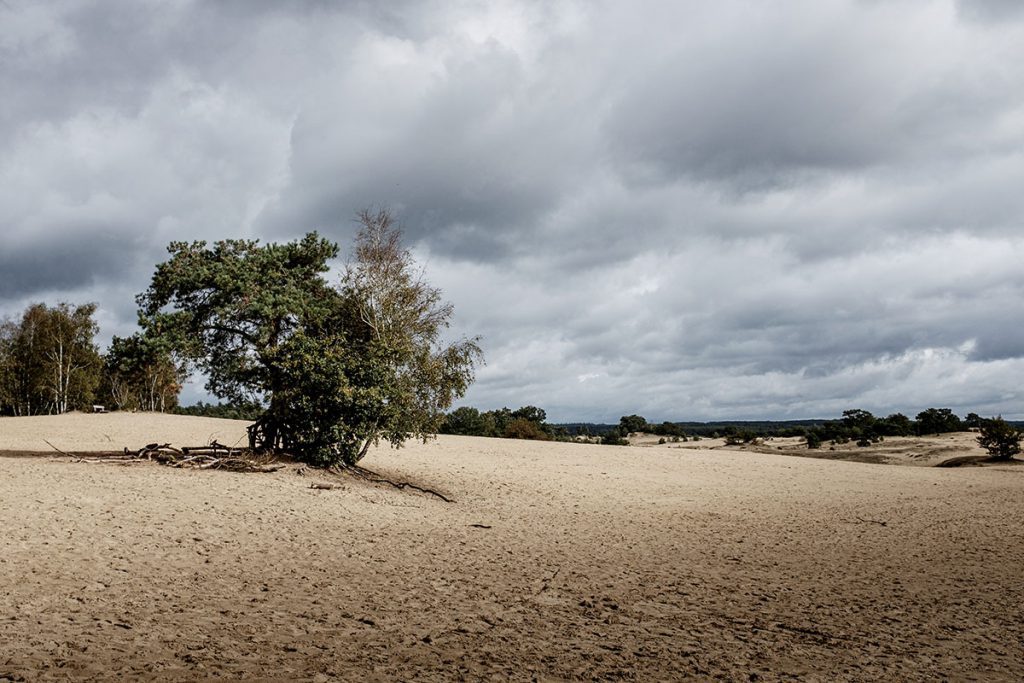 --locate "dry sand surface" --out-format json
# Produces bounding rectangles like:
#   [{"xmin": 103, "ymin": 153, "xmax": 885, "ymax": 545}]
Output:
[
  {"xmin": 631, "ymin": 431, "xmax": 1000, "ymax": 467},
  {"xmin": 2, "ymin": 414, "xmax": 1024, "ymax": 681}
]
